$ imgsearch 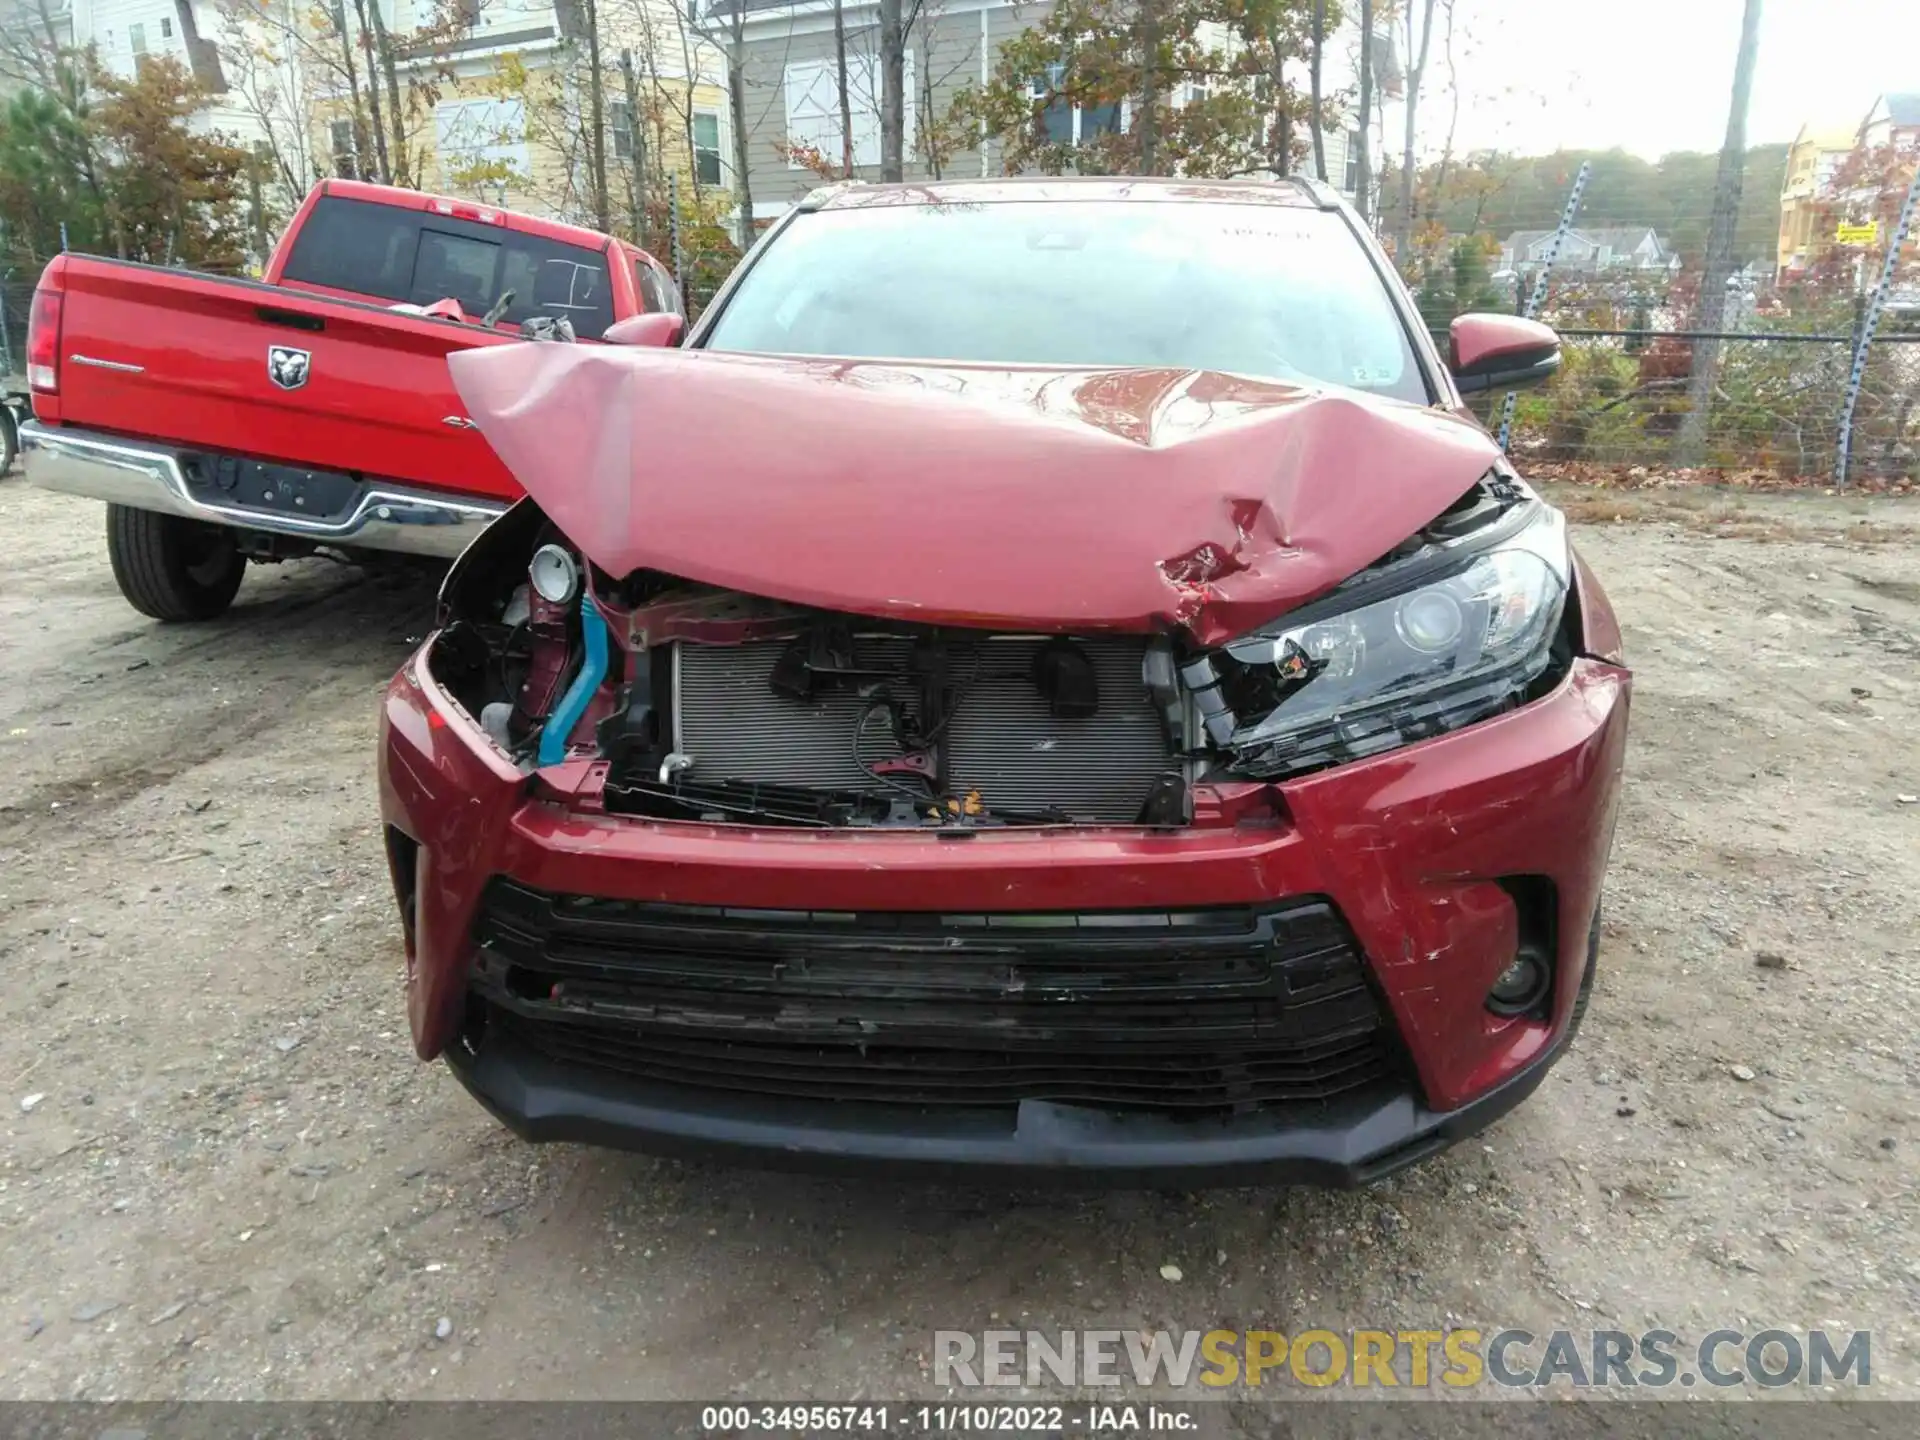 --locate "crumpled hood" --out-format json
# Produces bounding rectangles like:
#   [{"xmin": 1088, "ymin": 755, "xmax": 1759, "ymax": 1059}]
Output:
[{"xmin": 448, "ymin": 345, "xmax": 1502, "ymax": 646}]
